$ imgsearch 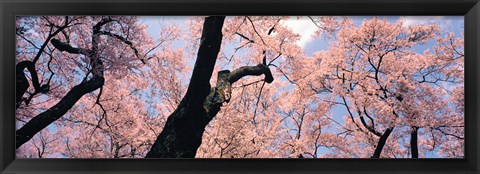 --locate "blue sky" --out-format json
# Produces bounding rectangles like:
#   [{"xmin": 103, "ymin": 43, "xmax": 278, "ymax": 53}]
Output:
[
  {"xmin": 140, "ymin": 16, "xmax": 463, "ymax": 57},
  {"xmin": 138, "ymin": 16, "xmax": 464, "ymax": 158}
]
